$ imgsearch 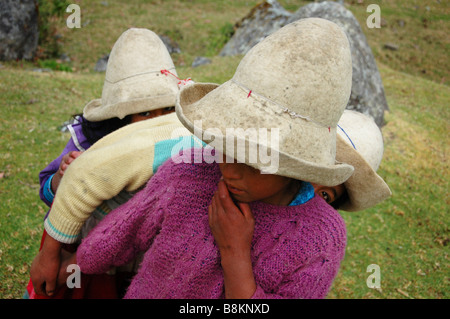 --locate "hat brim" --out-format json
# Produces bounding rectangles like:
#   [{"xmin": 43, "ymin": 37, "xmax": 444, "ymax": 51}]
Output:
[
  {"xmin": 336, "ymin": 135, "xmax": 392, "ymax": 211},
  {"xmin": 83, "ymin": 98, "xmax": 102, "ymax": 119},
  {"xmin": 83, "ymin": 72, "xmax": 178, "ymax": 122},
  {"xmin": 176, "ymin": 82, "xmax": 354, "ymax": 186},
  {"xmin": 83, "ymin": 96, "xmax": 177, "ymax": 122}
]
